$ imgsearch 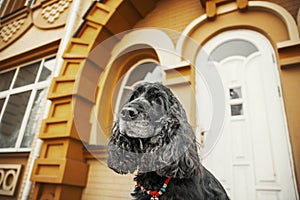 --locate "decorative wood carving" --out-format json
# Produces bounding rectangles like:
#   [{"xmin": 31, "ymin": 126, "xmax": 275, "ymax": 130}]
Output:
[
  {"xmin": 0, "ymin": 0, "xmax": 72, "ymax": 51},
  {"xmin": 0, "ymin": 18, "xmax": 26, "ymax": 42},
  {"xmin": 0, "ymin": 11, "xmax": 32, "ymax": 51},
  {"xmin": 0, "ymin": 164, "xmax": 22, "ymax": 196},
  {"xmin": 41, "ymin": 0, "xmax": 72, "ymax": 24},
  {"xmin": 33, "ymin": 0, "xmax": 72, "ymax": 29},
  {"xmin": 203, "ymin": 0, "xmax": 248, "ymax": 18}
]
